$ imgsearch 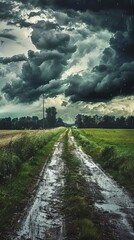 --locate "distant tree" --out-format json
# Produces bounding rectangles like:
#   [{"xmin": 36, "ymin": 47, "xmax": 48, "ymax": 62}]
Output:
[
  {"xmin": 12, "ymin": 118, "xmax": 18, "ymax": 129},
  {"xmin": 126, "ymin": 116, "xmax": 134, "ymax": 129},
  {"xmin": 46, "ymin": 107, "xmax": 57, "ymax": 128},
  {"xmin": 116, "ymin": 116, "xmax": 126, "ymax": 129},
  {"xmin": 75, "ymin": 114, "xmax": 83, "ymax": 128},
  {"xmin": 75, "ymin": 114, "xmax": 134, "ymax": 129},
  {"xmin": 56, "ymin": 117, "xmax": 64, "ymax": 127}
]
